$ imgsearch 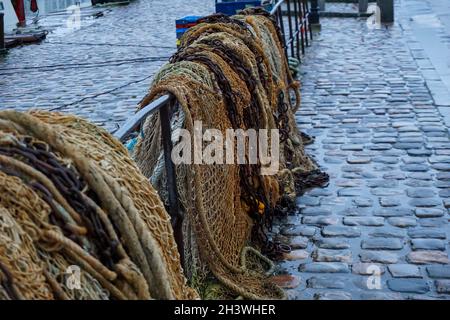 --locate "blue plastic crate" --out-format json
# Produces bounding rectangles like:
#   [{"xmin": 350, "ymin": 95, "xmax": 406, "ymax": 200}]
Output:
[
  {"xmin": 176, "ymin": 28, "xmax": 189, "ymax": 39},
  {"xmin": 176, "ymin": 15, "xmax": 202, "ymax": 29},
  {"xmin": 215, "ymin": 0, "xmax": 262, "ymax": 16}
]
